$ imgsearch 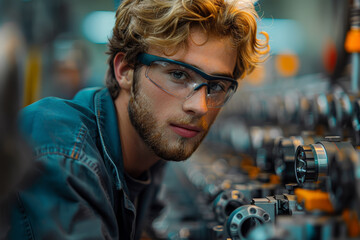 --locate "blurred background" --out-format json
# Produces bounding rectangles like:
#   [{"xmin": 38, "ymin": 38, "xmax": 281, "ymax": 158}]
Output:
[
  {"xmin": 0, "ymin": 0, "xmax": 351, "ymax": 103},
  {"xmin": 2, "ymin": 0, "xmax": 360, "ymax": 239},
  {"xmin": 0, "ymin": 0, "xmax": 118, "ymax": 103}
]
